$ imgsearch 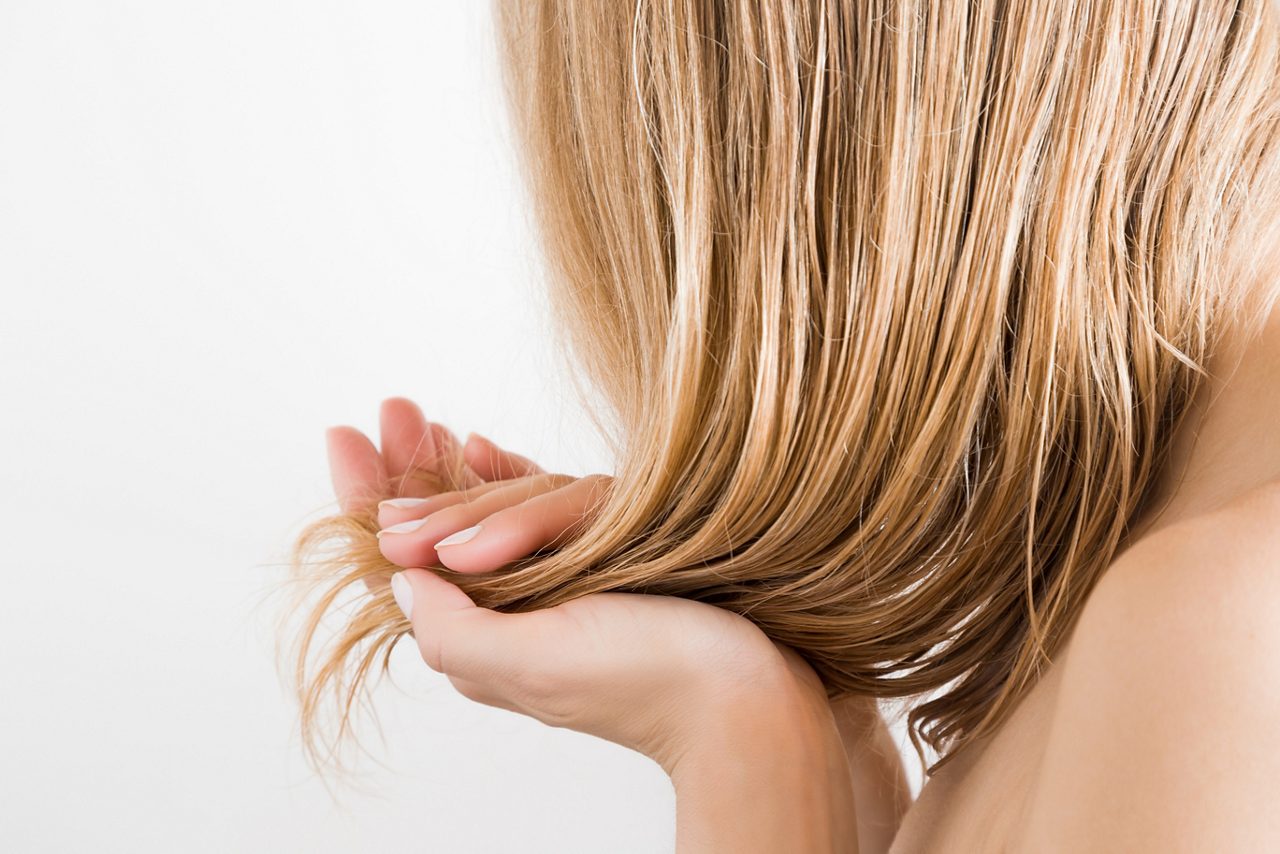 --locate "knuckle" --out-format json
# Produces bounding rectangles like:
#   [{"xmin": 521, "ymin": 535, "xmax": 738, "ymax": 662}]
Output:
[
  {"xmin": 430, "ymin": 504, "xmax": 476, "ymax": 532},
  {"xmin": 418, "ymin": 611, "xmax": 470, "ymax": 674},
  {"xmin": 434, "ymin": 487, "xmax": 467, "ymax": 504},
  {"xmin": 414, "ymin": 632, "xmax": 442, "ymax": 672},
  {"xmin": 540, "ymin": 472, "xmax": 577, "ymax": 490},
  {"xmin": 579, "ymin": 475, "xmax": 614, "ymax": 510},
  {"xmin": 581, "ymin": 473, "xmax": 614, "ymax": 489}
]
